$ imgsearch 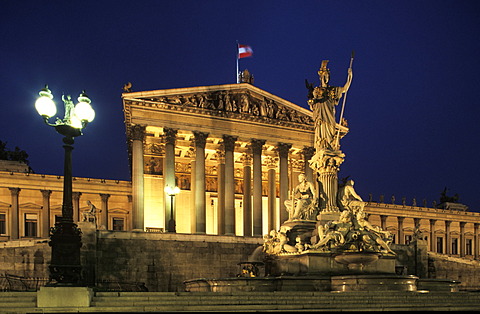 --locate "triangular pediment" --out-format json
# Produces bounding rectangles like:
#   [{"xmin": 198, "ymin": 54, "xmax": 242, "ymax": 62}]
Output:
[
  {"xmin": 123, "ymin": 83, "xmax": 313, "ymax": 130},
  {"xmin": 0, "ymin": 201, "xmax": 10, "ymax": 209}
]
